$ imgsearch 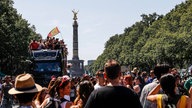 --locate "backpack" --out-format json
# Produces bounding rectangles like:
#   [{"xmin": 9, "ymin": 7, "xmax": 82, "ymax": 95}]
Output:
[
  {"xmin": 44, "ymin": 97, "xmax": 69, "ymax": 108},
  {"xmin": 157, "ymin": 94, "xmax": 187, "ymax": 108}
]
